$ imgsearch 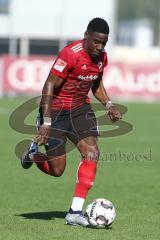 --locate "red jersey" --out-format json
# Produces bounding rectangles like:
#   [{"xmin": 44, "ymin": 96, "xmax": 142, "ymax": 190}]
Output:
[{"xmin": 50, "ymin": 39, "xmax": 107, "ymax": 110}]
